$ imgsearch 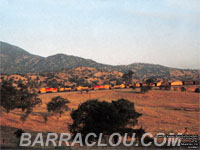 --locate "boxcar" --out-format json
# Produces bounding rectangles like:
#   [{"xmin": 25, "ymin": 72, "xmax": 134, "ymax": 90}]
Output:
[
  {"xmin": 183, "ymin": 81, "xmax": 193, "ymax": 85},
  {"xmin": 171, "ymin": 81, "xmax": 183, "ymax": 86},
  {"xmin": 193, "ymin": 81, "xmax": 200, "ymax": 85},
  {"xmin": 94, "ymin": 85, "xmax": 110, "ymax": 90},
  {"xmin": 76, "ymin": 86, "xmax": 89, "ymax": 91}
]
